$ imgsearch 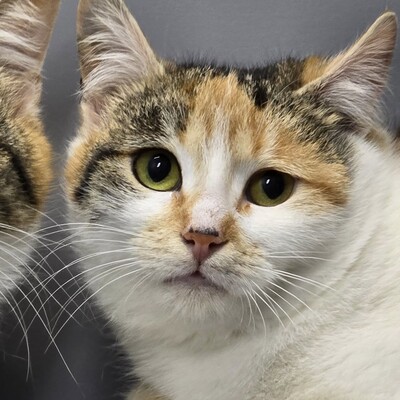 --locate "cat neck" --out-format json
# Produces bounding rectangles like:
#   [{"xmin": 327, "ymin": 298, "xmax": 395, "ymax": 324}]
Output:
[{"xmin": 279, "ymin": 134, "xmax": 400, "ymax": 331}]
